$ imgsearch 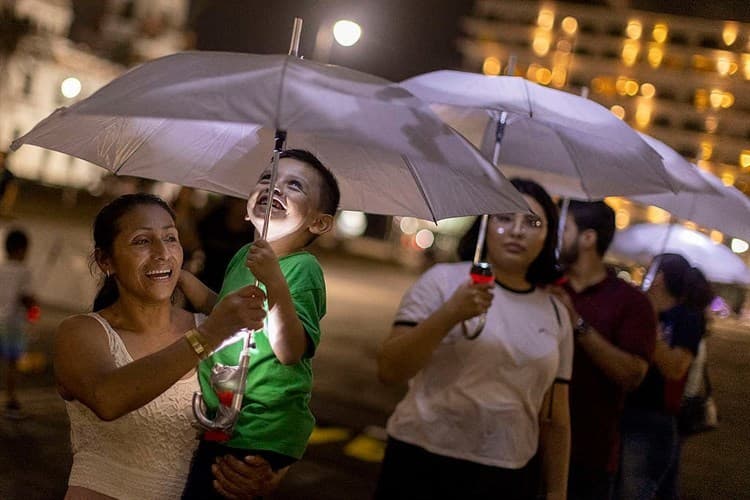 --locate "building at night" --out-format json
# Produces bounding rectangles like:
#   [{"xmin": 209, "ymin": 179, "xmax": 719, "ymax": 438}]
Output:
[
  {"xmin": 457, "ymin": 0, "xmax": 750, "ymax": 244},
  {"xmin": 1, "ymin": 0, "xmax": 191, "ymax": 191}
]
